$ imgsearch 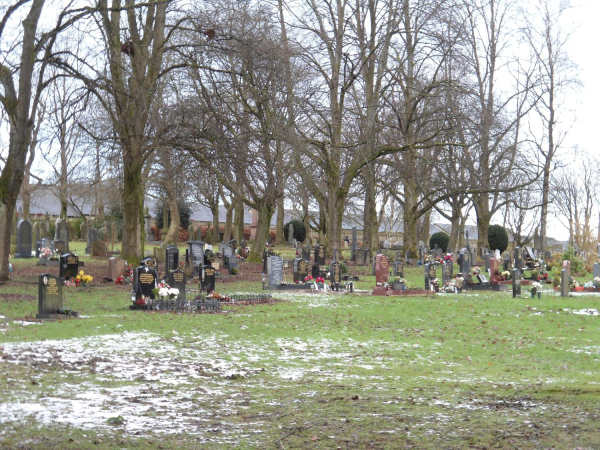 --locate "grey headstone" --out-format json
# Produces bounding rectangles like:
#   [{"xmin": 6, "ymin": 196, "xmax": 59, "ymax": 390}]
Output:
[
  {"xmin": 267, "ymin": 256, "xmax": 283, "ymax": 288},
  {"xmin": 15, "ymin": 219, "xmax": 33, "ymax": 258}
]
